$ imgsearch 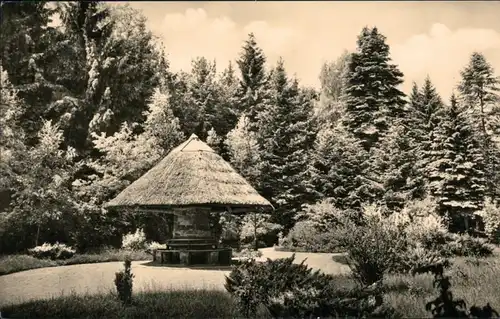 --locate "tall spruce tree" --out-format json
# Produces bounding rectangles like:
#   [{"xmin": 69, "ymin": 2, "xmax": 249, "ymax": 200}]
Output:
[
  {"xmin": 458, "ymin": 52, "xmax": 500, "ymax": 137},
  {"xmin": 342, "ymin": 26, "xmax": 406, "ymax": 151},
  {"xmin": 189, "ymin": 57, "xmax": 219, "ymax": 140},
  {"xmin": 216, "ymin": 61, "xmax": 240, "ymax": 138},
  {"xmin": 0, "ymin": 1, "xmax": 62, "ymax": 146},
  {"xmin": 371, "ymin": 78, "xmax": 443, "ymax": 211},
  {"xmin": 235, "ymin": 33, "xmax": 270, "ymax": 130},
  {"xmin": 458, "ymin": 52, "xmax": 500, "ymax": 199},
  {"xmin": 257, "ymin": 59, "xmax": 317, "ymax": 230},
  {"xmin": 410, "ymin": 77, "xmax": 445, "ymax": 187},
  {"xmin": 427, "ymin": 94, "xmax": 486, "ymax": 232}
]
